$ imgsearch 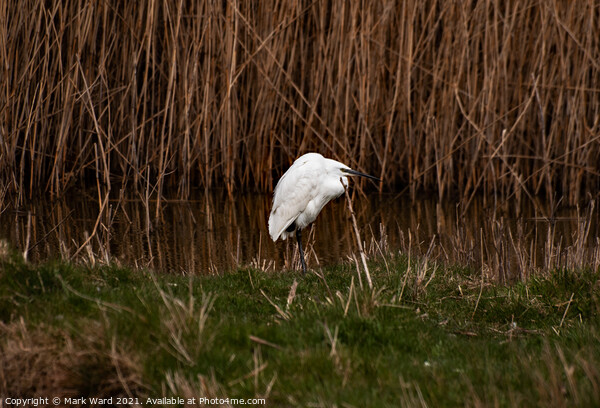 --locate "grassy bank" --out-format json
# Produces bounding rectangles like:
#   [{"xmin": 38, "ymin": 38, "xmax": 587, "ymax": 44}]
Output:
[{"xmin": 1, "ymin": 246, "xmax": 599, "ymax": 407}]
